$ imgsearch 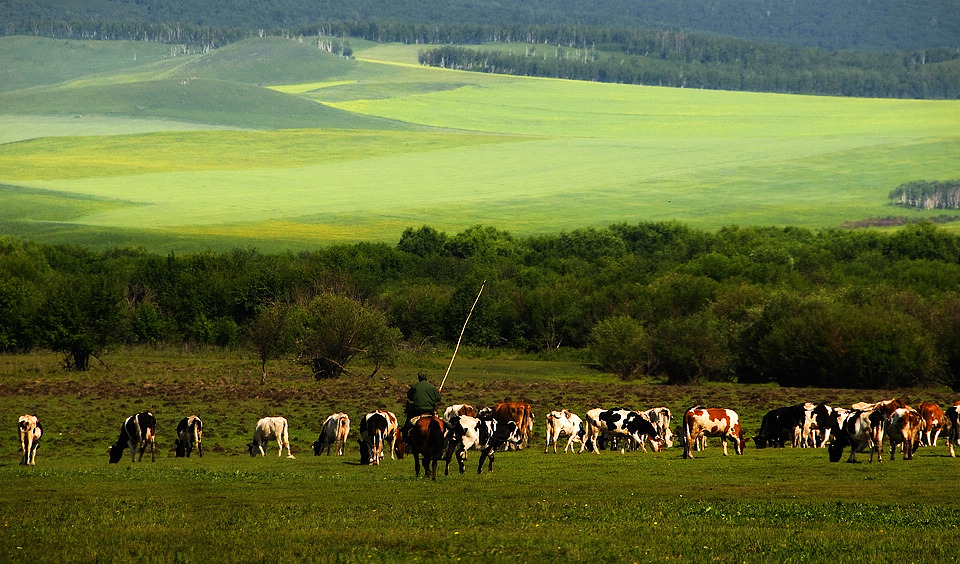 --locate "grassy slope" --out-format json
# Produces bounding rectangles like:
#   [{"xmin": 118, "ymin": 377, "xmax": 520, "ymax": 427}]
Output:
[
  {"xmin": 1, "ymin": 37, "xmax": 959, "ymax": 251},
  {"xmin": 1, "ymin": 351, "xmax": 958, "ymax": 562}
]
